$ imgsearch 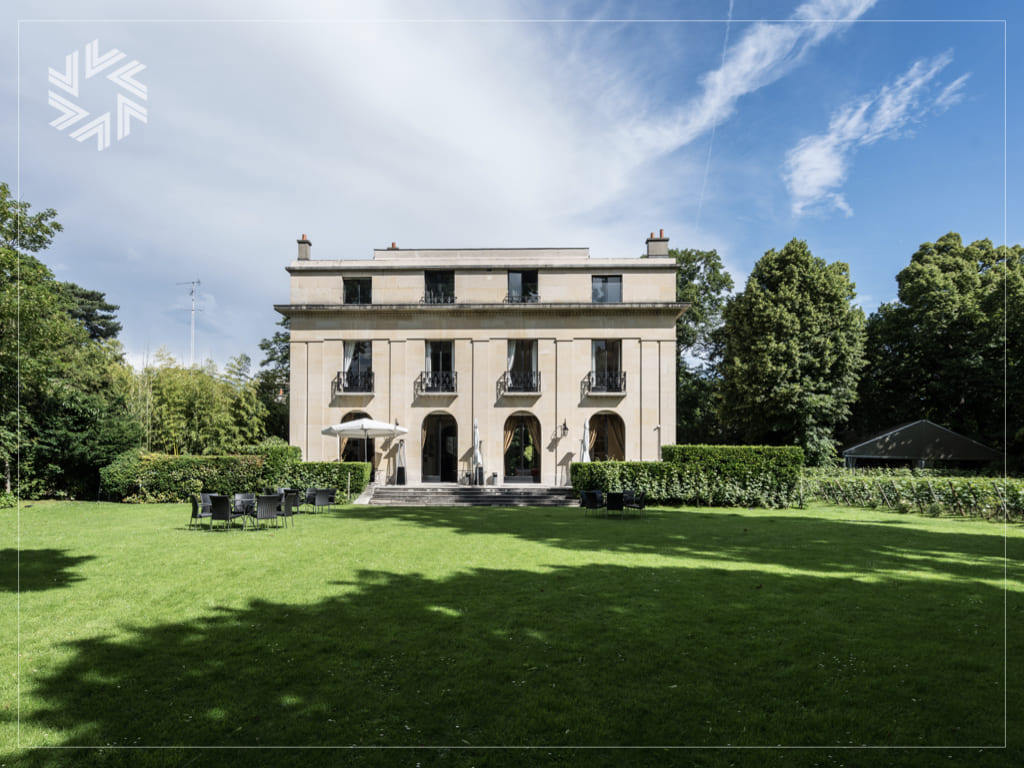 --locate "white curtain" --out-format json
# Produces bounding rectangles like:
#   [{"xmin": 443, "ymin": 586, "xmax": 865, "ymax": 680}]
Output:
[
  {"xmin": 507, "ymin": 340, "xmax": 516, "ymax": 372},
  {"xmin": 425, "ymin": 341, "xmax": 432, "ymax": 373},
  {"xmin": 530, "ymin": 340, "xmax": 538, "ymax": 372},
  {"xmin": 343, "ymin": 341, "xmax": 354, "ymax": 374}
]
